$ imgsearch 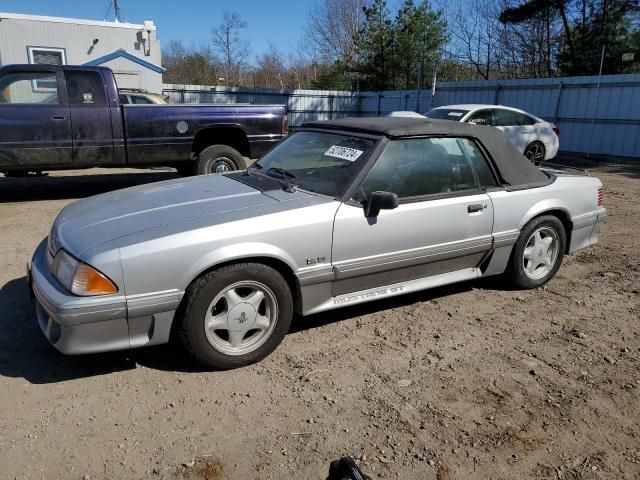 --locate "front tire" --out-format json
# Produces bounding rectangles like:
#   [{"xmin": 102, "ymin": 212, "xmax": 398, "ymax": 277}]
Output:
[
  {"xmin": 505, "ymin": 215, "xmax": 566, "ymax": 289},
  {"xmin": 179, "ymin": 263, "xmax": 293, "ymax": 370},
  {"xmin": 524, "ymin": 141, "xmax": 545, "ymax": 165},
  {"xmin": 195, "ymin": 145, "xmax": 247, "ymax": 175}
]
